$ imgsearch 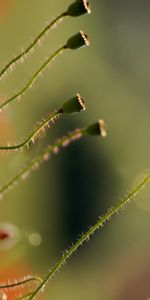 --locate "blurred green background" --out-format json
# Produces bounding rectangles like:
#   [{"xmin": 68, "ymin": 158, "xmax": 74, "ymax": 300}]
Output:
[{"xmin": 0, "ymin": 0, "xmax": 150, "ymax": 299}]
